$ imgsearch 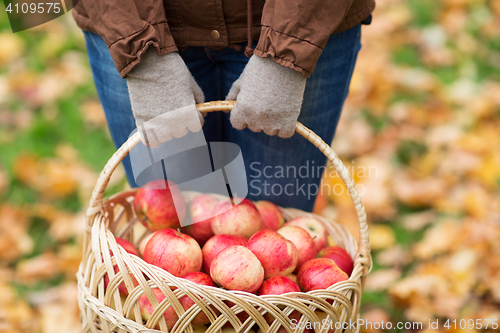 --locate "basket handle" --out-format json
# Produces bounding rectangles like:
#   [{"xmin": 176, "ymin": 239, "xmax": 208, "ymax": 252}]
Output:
[{"xmin": 85, "ymin": 100, "xmax": 371, "ymax": 274}]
